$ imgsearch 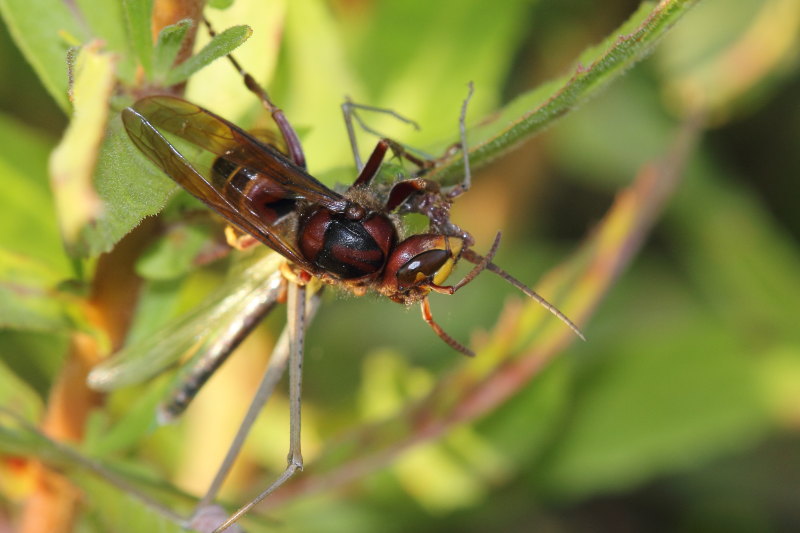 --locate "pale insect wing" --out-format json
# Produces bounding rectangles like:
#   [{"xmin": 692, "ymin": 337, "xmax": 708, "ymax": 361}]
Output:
[
  {"xmin": 156, "ymin": 276, "xmax": 282, "ymax": 422},
  {"xmin": 121, "ymin": 106, "xmax": 309, "ymax": 267},
  {"xmin": 87, "ymin": 254, "xmax": 282, "ymax": 391}
]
